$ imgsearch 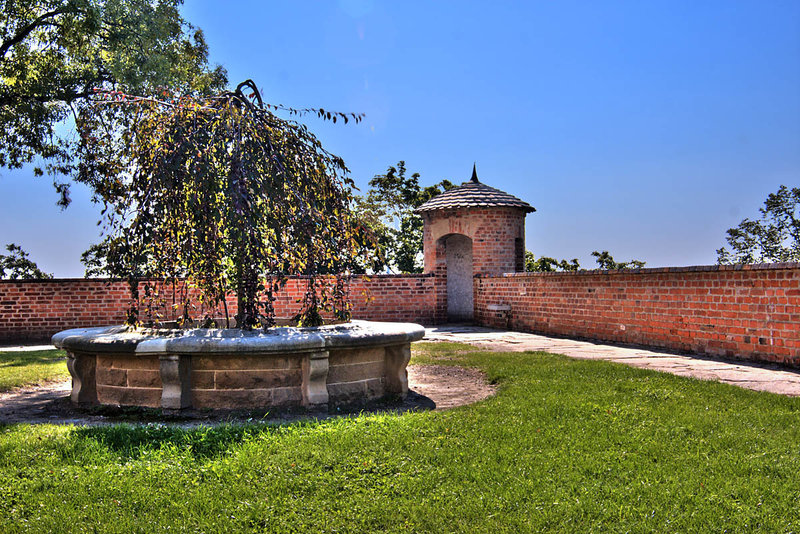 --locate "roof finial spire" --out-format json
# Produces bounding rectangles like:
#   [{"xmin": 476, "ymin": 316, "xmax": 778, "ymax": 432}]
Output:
[{"xmin": 470, "ymin": 162, "xmax": 479, "ymax": 183}]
